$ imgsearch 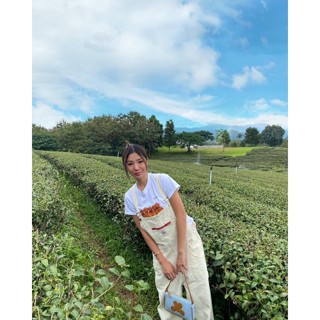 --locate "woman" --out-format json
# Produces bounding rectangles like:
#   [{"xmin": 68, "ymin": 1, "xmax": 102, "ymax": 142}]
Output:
[{"xmin": 123, "ymin": 144, "xmax": 214, "ymax": 319}]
